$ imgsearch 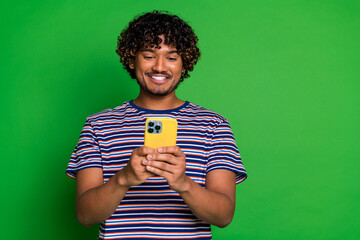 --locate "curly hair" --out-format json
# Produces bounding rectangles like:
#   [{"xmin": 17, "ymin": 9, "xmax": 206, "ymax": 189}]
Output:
[{"xmin": 116, "ymin": 10, "xmax": 201, "ymax": 82}]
